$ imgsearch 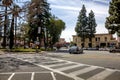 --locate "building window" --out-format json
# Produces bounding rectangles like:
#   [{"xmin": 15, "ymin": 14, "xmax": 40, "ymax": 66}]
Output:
[
  {"xmin": 81, "ymin": 38, "xmax": 82, "ymax": 42},
  {"xmin": 89, "ymin": 38, "xmax": 92, "ymax": 42},
  {"xmin": 75, "ymin": 38, "xmax": 77, "ymax": 42},
  {"xmin": 105, "ymin": 37, "xmax": 107, "ymax": 41},
  {"xmin": 96, "ymin": 38, "xmax": 97, "ymax": 41},
  {"xmin": 98, "ymin": 37, "xmax": 100, "ymax": 41},
  {"xmin": 96, "ymin": 37, "xmax": 100, "ymax": 42}
]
